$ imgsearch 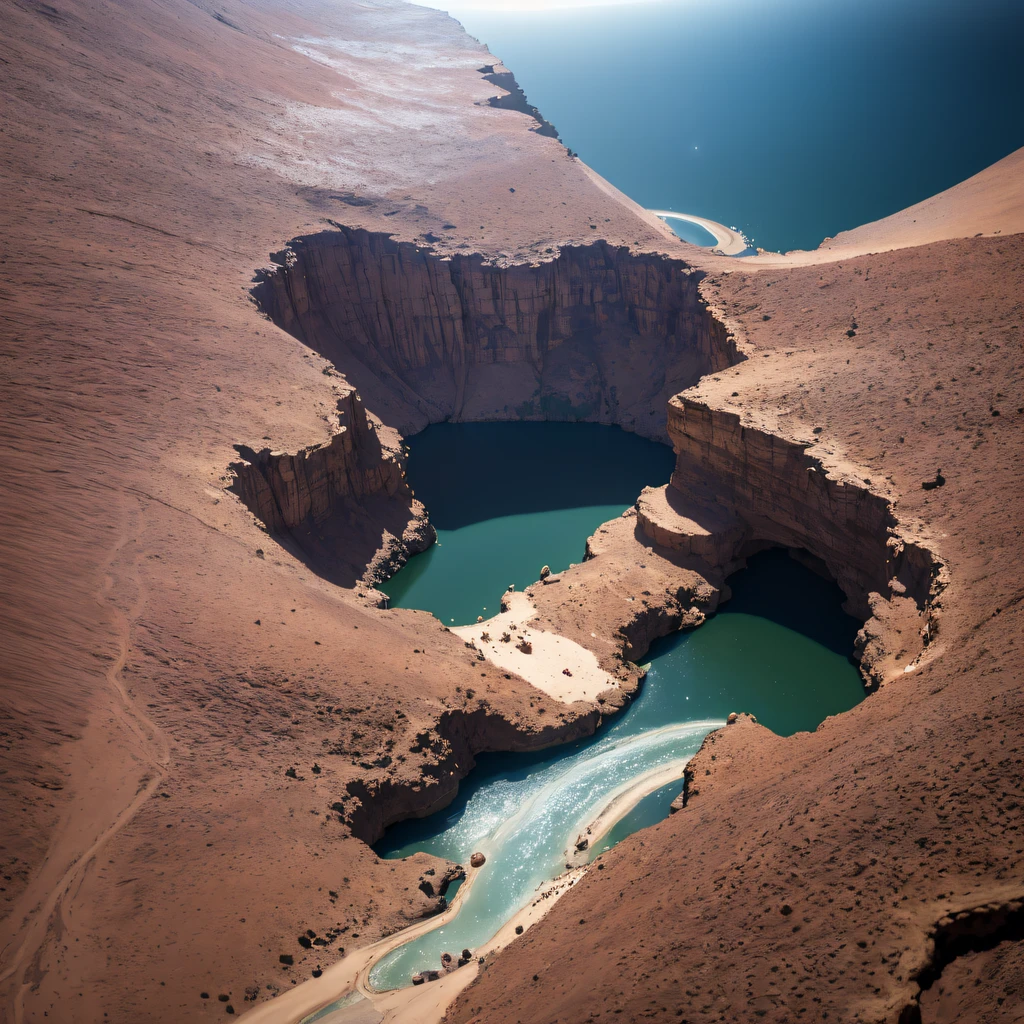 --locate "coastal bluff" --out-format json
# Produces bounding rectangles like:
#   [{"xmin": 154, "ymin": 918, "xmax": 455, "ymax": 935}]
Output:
[{"xmin": 1, "ymin": 0, "xmax": 1022, "ymax": 1019}]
